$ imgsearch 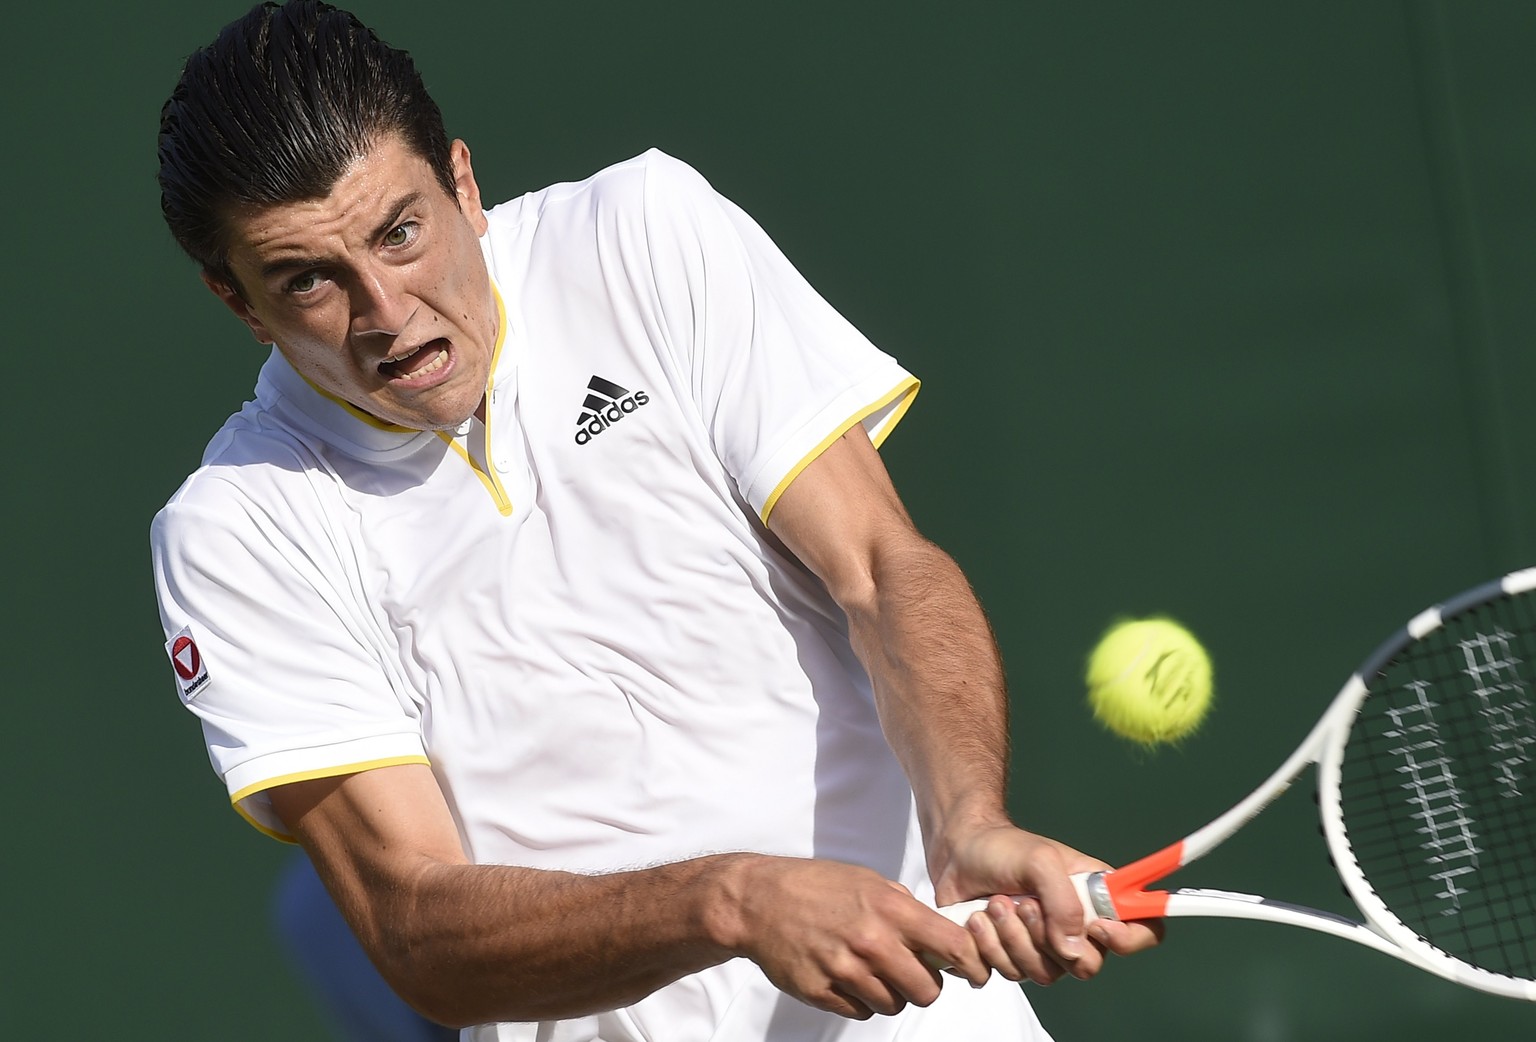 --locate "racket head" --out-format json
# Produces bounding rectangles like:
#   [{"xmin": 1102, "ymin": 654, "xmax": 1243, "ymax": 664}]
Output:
[{"xmin": 1317, "ymin": 568, "xmax": 1536, "ymax": 999}]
